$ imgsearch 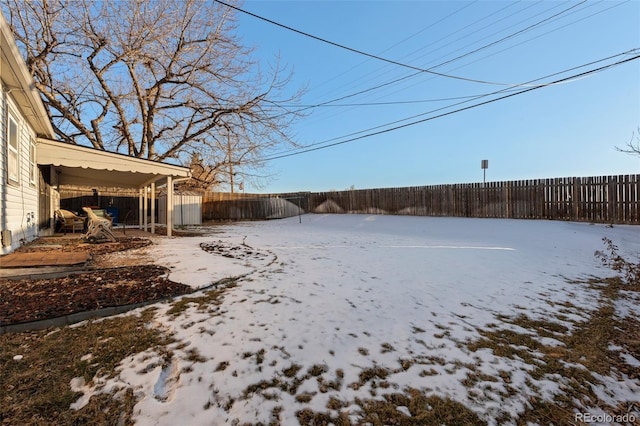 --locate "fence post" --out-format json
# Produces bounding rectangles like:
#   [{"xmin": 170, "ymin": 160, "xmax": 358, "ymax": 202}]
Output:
[
  {"xmin": 572, "ymin": 178, "xmax": 580, "ymax": 221},
  {"xmin": 608, "ymin": 177, "xmax": 616, "ymax": 223}
]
